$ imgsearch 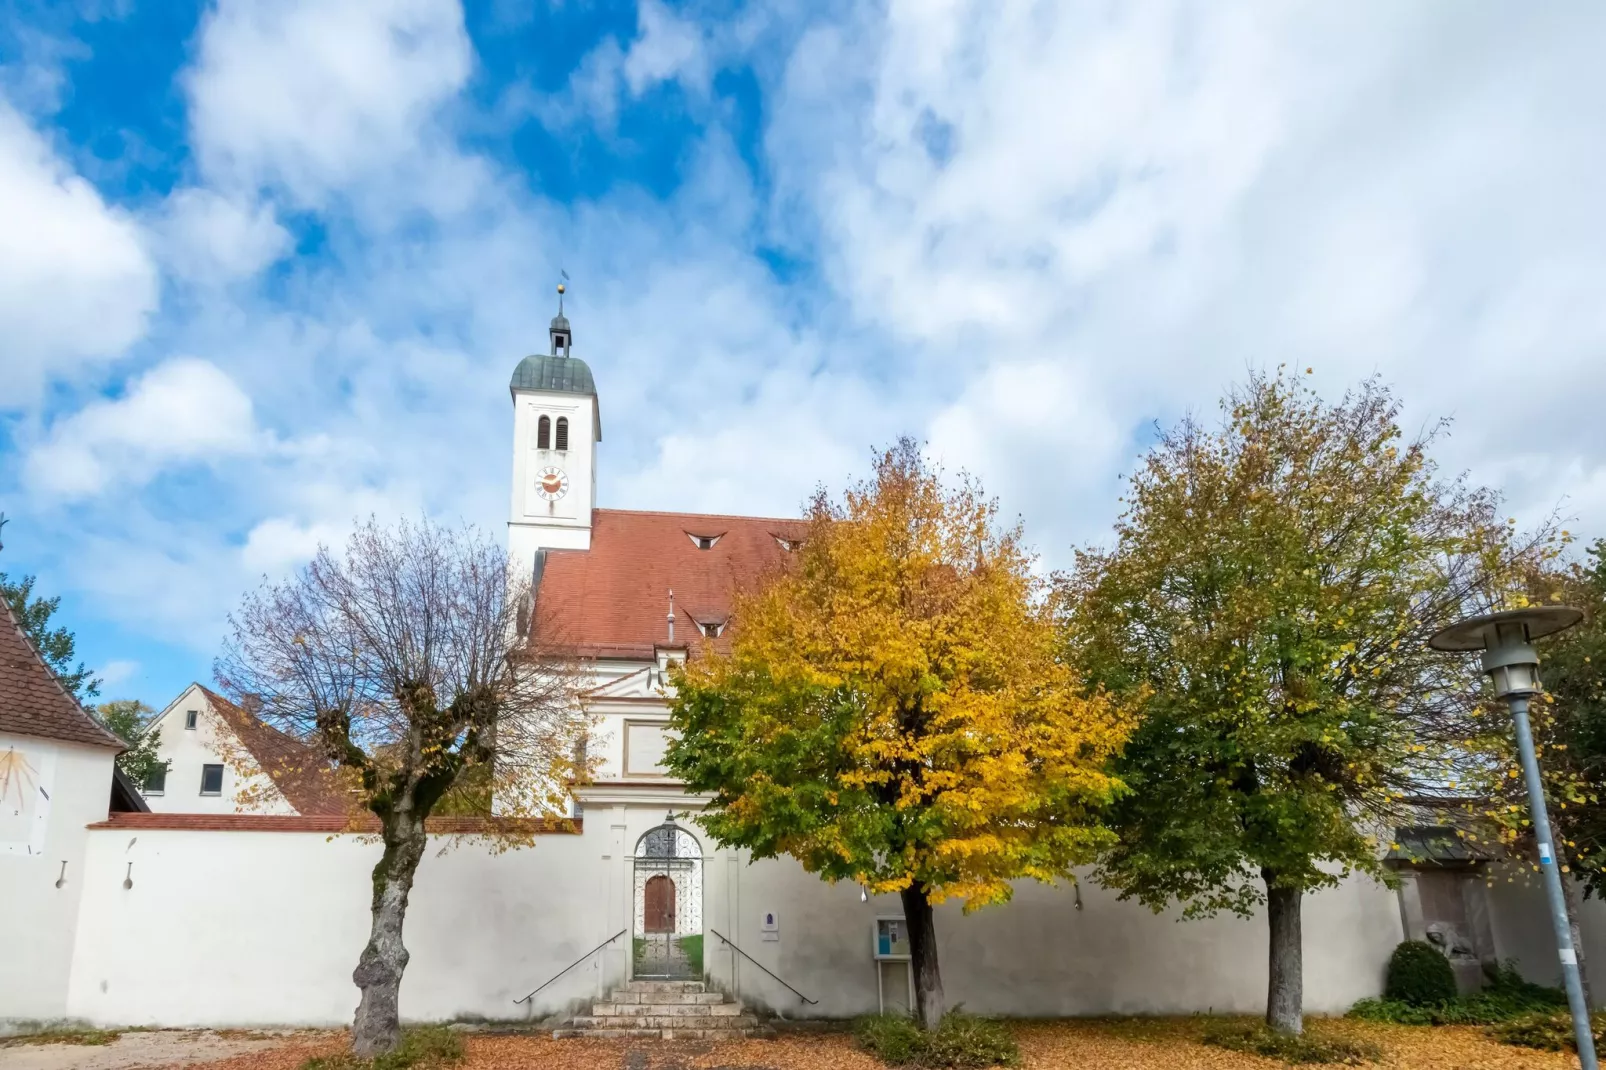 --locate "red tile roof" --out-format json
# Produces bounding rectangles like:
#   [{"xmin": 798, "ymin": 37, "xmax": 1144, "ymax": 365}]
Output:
[
  {"xmin": 0, "ymin": 596, "xmax": 122, "ymax": 749},
  {"xmin": 533, "ymin": 509, "xmax": 804, "ymax": 658},
  {"xmin": 87, "ymin": 811, "xmax": 581, "ymax": 834},
  {"xmin": 199, "ymin": 686, "xmax": 354, "ymax": 816}
]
